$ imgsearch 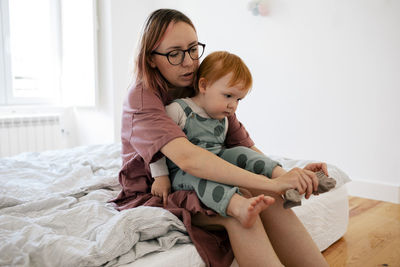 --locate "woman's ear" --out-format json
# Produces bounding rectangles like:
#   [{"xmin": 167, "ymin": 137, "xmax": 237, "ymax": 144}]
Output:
[
  {"xmin": 198, "ymin": 77, "xmax": 208, "ymax": 93},
  {"xmin": 148, "ymin": 56, "xmax": 156, "ymax": 68}
]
